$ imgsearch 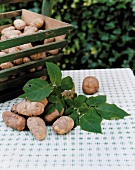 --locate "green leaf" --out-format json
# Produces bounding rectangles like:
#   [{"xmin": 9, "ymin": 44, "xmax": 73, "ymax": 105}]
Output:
[
  {"xmin": 55, "ymin": 101, "xmax": 63, "ymax": 113},
  {"xmin": 61, "ymin": 76, "xmax": 74, "ymax": 90},
  {"xmin": 74, "ymin": 95, "xmax": 87, "ymax": 106},
  {"xmin": 48, "ymin": 95, "xmax": 58, "ymax": 103},
  {"xmin": 19, "ymin": 78, "xmax": 51, "ymax": 102},
  {"xmin": 44, "ymin": 103, "xmax": 56, "ymax": 115},
  {"xmin": 97, "ymin": 103, "xmax": 130, "ymax": 120},
  {"xmin": 80, "ymin": 113, "xmax": 102, "ymax": 133},
  {"xmin": 86, "ymin": 95, "xmax": 106, "ymax": 107},
  {"xmin": 46, "ymin": 62, "xmax": 62, "ymax": 86},
  {"xmin": 65, "ymin": 98, "xmax": 77, "ymax": 107},
  {"xmin": 69, "ymin": 111, "xmax": 79, "ymax": 128},
  {"xmin": 64, "ymin": 107, "xmax": 74, "ymax": 115}
]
